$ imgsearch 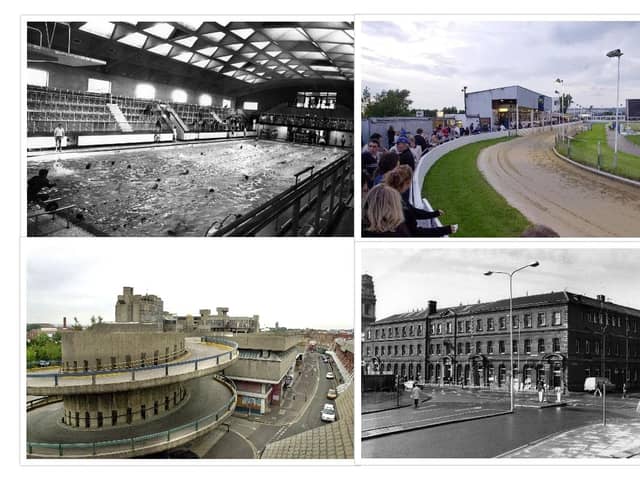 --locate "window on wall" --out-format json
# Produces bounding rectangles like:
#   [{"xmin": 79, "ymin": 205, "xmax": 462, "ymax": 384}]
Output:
[
  {"xmin": 552, "ymin": 312, "xmax": 562, "ymax": 326},
  {"xmin": 417, "ymin": 344, "xmax": 422, "ymax": 355},
  {"xmin": 524, "ymin": 314, "xmax": 532, "ymax": 328},
  {"xmin": 409, "ymin": 325, "xmax": 414, "ymax": 336},
  {"xmin": 487, "ymin": 318, "xmax": 495, "ymax": 331},
  {"xmin": 87, "ymin": 78, "xmax": 111, "ymax": 94},
  {"xmin": 537, "ymin": 313, "xmax": 546, "ymax": 327},
  {"xmin": 512, "ymin": 315, "xmax": 519, "ymax": 329},
  {"xmin": 402, "ymin": 326, "xmax": 406, "ymax": 337},
  {"xmin": 487, "ymin": 341, "xmax": 493, "ymax": 354},
  {"xmin": 553, "ymin": 338, "xmax": 561, "ymax": 353},
  {"xmin": 538, "ymin": 338, "xmax": 545, "ymax": 353},
  {"xmin": 243, "ymin": 101, "xmax": 258, "ymax": 110},
  {"xmin": 27, "ymin": 68, "xmax": 49, "ymax": 87},
  {"xmin": 388, "ymin": 327, "xmax": 392, "ymax": 338},
  {"xmin": 524, "ymin": 339, "xmax": 531, "ymax": 354},
  {"xmin": 135, "ymin": 83, "xmax": 156, "ymax": 99},
  {"xmin": 429, "ymin": 344, "xmax": 434, "ymax": 354},
  {"xmin": 171, "ymin": 89, "xmax": 187, "ymax": 103},
  {"xmin": 499, "ymin": 340, "xmax": 505, "ymax": 353},
  {"xmin": 576, "ymin": 338, "xmax": 581, "ymax": 354},
  {"xmin": 436, "ymin": 324, "xmax": 442, "ymax": 335},
  {"xmin": 446, "ymin": 322, "xmax": 452, "ymax": 334},
  {"xmin": 436, "ymin": 344, "xmax": 441, "ymax": 354},
  {"xmin": 465, "ymin": 321, "xmax": 471, "ymax": 333},
  {"xmin": 513, "ymin": 340, "xmax": 518, "ymax": 353},
  {"xmin": 476, "ymin": 319, "xmax": 483, "ymax": 332},
  {"xmin": 417, "ymin": 325, "xmax": 423, "ymax": 336},
  {"xmin": 476, "ymin": 341, "xmax": 481, "ymax": 353},
  {"xmin": 593, "ymin": 340, "xmax": 598, "ymax": 355},
  {"xmin": 401, "ymin": 345, "xmax": 406, "ymax": 356},
  {"xmin": 465, "ymin": 342, "xmax": 471, "ymax": 354},
  {"xmin": 222, "ymin": 98, "xmax": 232, "ymax": 108},
  {"xmin": 499, "ymin": 317, "xmax": 506, "ymax": 330},
  {"xmin": 199, "ymin": 94, "xmax": 212, "ymax": 106},
  {"xmin": 409, "ymin": 345, "xmax": 414, "ymax": 355},
  {"xmin": 374, "ymin": 346, "xmax": 379, "ymax": 356},
  {"xmin": 394, "ymin": 345, "xmax": 398, "ymax": 356}
]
